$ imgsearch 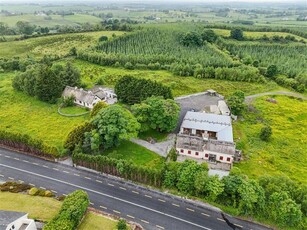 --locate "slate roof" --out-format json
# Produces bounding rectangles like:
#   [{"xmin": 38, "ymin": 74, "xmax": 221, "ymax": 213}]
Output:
[
  {"xmin": 181, "ymin": 111, "xmax": 233, "ymax": 142},
  {"xmin": 0, "ymin": 211, "xmax": 27, "ymax": 230},
  {"xmin": 62, "ymin": 86, "xmax": 96, "ymax": 104}
]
